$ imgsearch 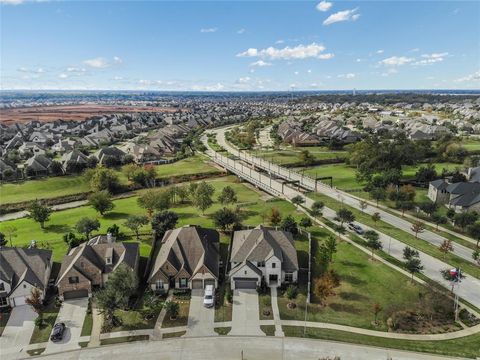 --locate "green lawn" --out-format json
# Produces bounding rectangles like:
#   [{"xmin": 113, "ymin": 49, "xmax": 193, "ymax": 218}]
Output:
[
  {"xmin": 259, "ymin": 288, "xmax": 273, "ymax": 320},
  {"xmin": 161, "ymin": 300, "xmax": 190, "ymax": 328},
  {"xmin": 80, "ymin": 300, "xmax": 93, "ymax": 336},
  {"xmin": 214, "ymin": 283, "xmax": 233, "ymax": 323},
  {"xmin": 462, "ymin": 138, "xmax": 480, "ymax": 152},
  {"xmin": 30, "ymin": 300, "xmax": 60, "ymax": 344},
  {"xmin": 260, "ymin": 325, "xmax": 276, "ymax": 336},
  {"xmin": 253, "ymin": 146, "xmax": 347, "ymax": 166},
  {"xmin": 279, "ymin": 228, "xmax": 455, "ymax": 332},
  {"xmin": 162, "ymin": 331, "xmax": 186, "ymax": 338},
  {"xmin": 213, "ymin": 327, "xmax": 231, "ymax": 335},
  {"xmin": 283, "ymin": 326, "xmax": 480, "ymax": 359},
  {"xmin": 0, "ymin": 155, "xmax": 218, "ymax": 205},
  {"xmin": 100, "ymin": 335, "xmax": 149, "ymax": 346},
  {"xmin": 0, "ymin": 176, "xmax": 299, "ymax": 262}
]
